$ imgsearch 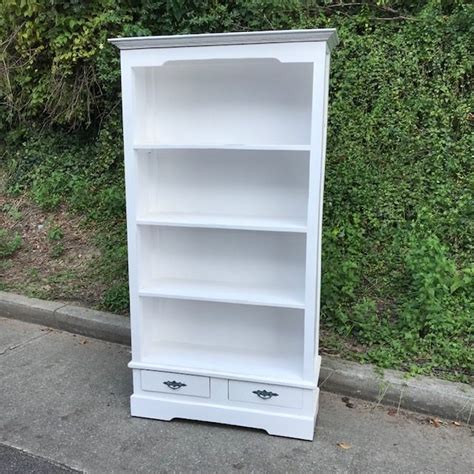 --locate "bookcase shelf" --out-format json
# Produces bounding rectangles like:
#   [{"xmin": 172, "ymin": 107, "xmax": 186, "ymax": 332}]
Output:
[
  {"xmin": 139, "ymin": 278, "xmax": 305, "ymax": 309},
  {"xmin": 136, "ymin": 213, "xmax": 307, "ymax": 233},
  {"xmin": 135, "ymin": 147, "xmax": 309, "ymax": 228},
  {"xmin": 111, "ymin": 28, "xmax": 338, "ymax": 440},
  {"xmin": 134, "ymin": 143, "xmax": 311, "ymax": 151},
  {"xmin": 141, "ymin": 341, "xmax": 303, "ymax": 382},
  {"xmin": 138, "ymin": 298, "xmax": 305, "ymax": 382},
  {"xmin": 138, "ymin": 226, "xmax": 306, "ymax": 308},
  {"xmin": 133, "ymin": 59, "xmax": 313, "ymax": 146}
]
